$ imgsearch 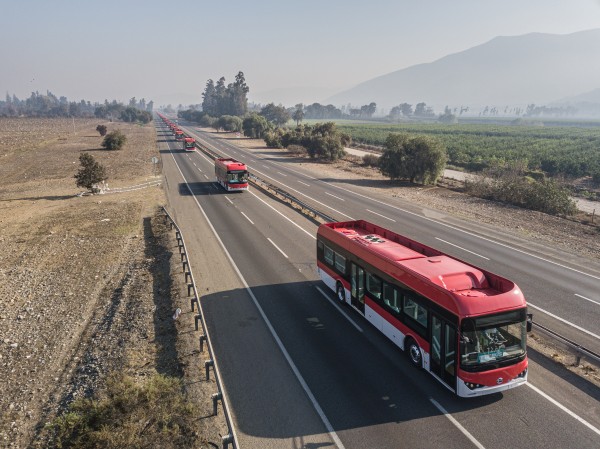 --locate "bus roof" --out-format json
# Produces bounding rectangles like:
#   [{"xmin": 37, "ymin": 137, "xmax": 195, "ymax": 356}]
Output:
[
  {"xmin": 216, "ymin": 157, "xmax": 247, "ymax": 171},
  {"xmin": 318, "ymin": 220, "xmax": 526, "ymax": 317}
]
